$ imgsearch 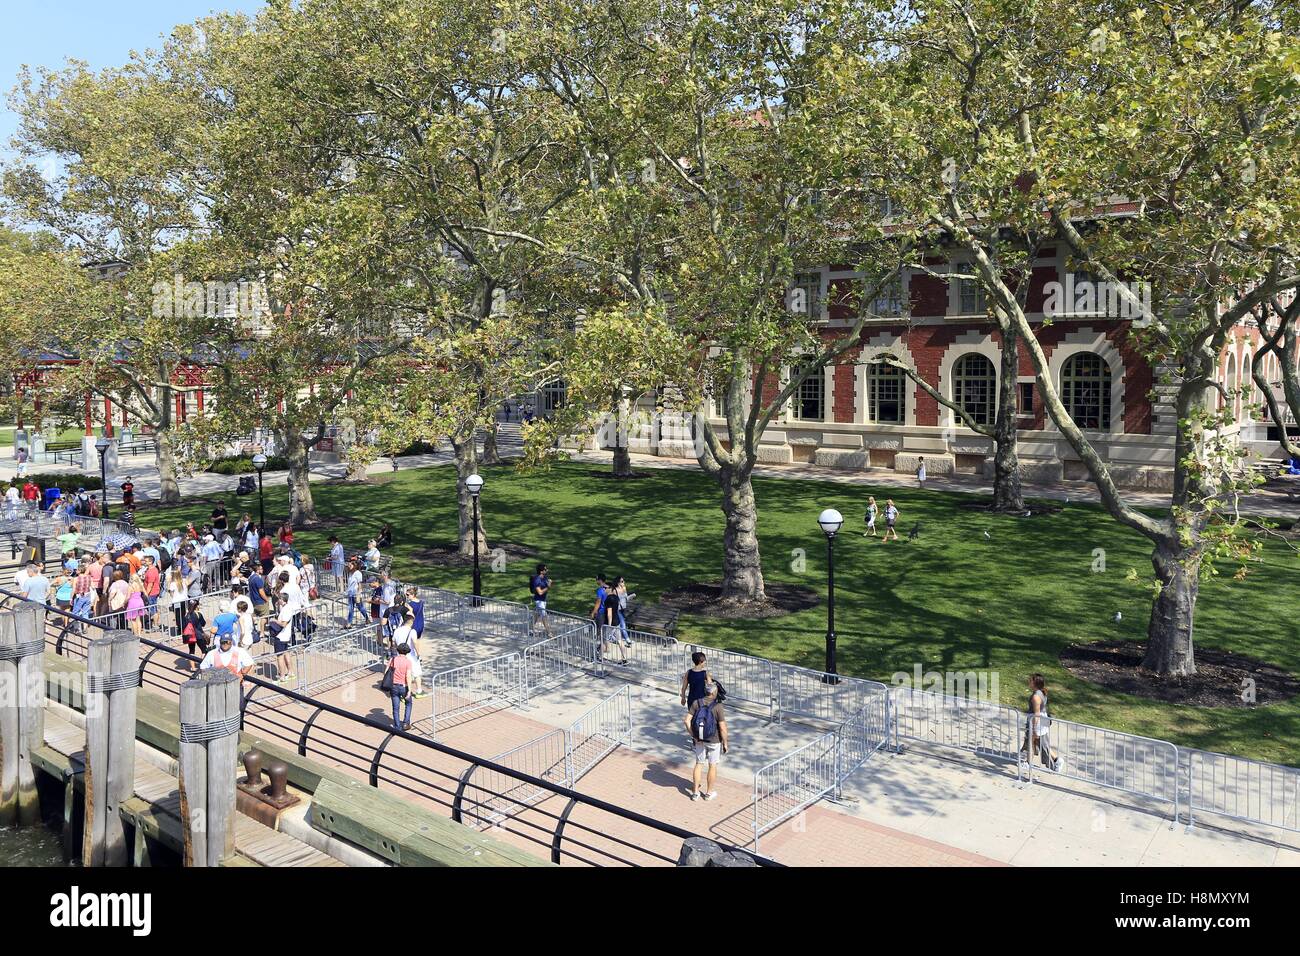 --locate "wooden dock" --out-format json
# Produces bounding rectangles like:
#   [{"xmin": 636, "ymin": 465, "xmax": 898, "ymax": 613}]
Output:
[{"xmin": 32, "ymin": 708, "xmax": 344, "ymax": 867}]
